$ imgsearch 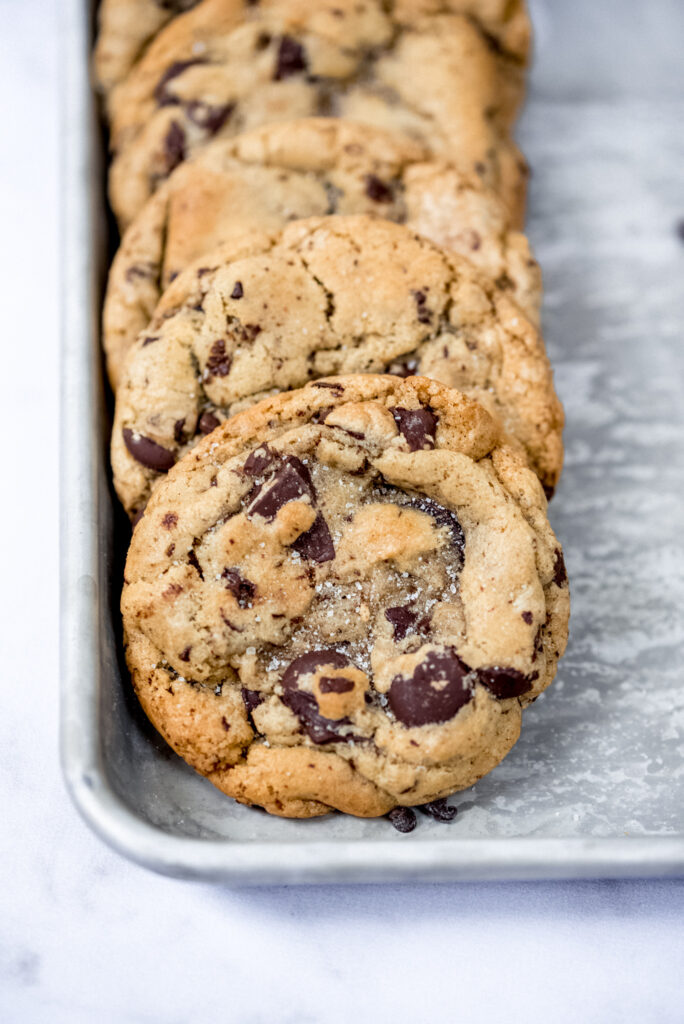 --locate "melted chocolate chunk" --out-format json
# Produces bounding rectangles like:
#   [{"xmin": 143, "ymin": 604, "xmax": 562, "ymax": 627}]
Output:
[
  {"xmin": 198, "ymin": 411, "xmax": 220, "ymax": 435},
  {"xmin": 221, "ymin": 568, "xmax": 256, "ymax": 608},
  {"xmin": 478, "ymin": 666, "xmax": 535, "ymax": 700},
  {"xmin": 179, "ymin": 645, "xmax": 191, "ymax": 662},
  {"xmin": 418, "ymin": 798, "xmax": 457, "ymax": 822},
  {"xmin": 154, "ymin": 58, "xmax": 205, "ymax": 106},
  {"xmin": 406, "ymin": 498, "xmax": 465, "ymax": 561},
  {"xmin": 553, "ymin": 548, "xmax": 567, "ymax": 587},
  {"xmin": 185, "ymin": 100, "xmax": 234, "ymax": 135},
  {"xmin": 292, "ymin": 512, "xmax": 335, "ymax": 563},
  {"xmin": 163, "ymin": 121, "xmax": 186, "ymax": 175},
  {"xmin": 390, "ymin": 406, "xmax": 437, "ymax": 451},
  {"xmin": 173, "ymin": 418, "xmax": 186, "ymax": 444},
  {"xmin": 389, "ymin": 649, "xmax": 472, "ymax": 727},
  {"xmin": 273, "ymin": 36, "xmax": 307, "ymax": 80},
  {"xmin": 187, "ymin": 549, "xmax": 204, "ymax": 579},
  {"xmin": 230, "ymin": 281, "xmax": 244, "ymax": 299},
  {"xmin": 242, "ymin": 445, "xmax": 277, "ymax": 477},
  {"xmin": 365, "ymin": 174, "xmax": 394, "ymax": 203},
  {"xmin": 385, "ymin": 606, "xmax": 418, "ymax": 641},
  {"xmin": 312, "ymin": 381, "xmax": 344, "ymax": 394},
  {"xmin": 242, "ymin": 687, "xmax": 264, "ymax": 730},
  {"xmin": 388, "ymin": 807, "xmax": 417, "ymax": 833},
  {"xmin": 282, "ymin": 650, "xmax": 352, "ymax": 689},
  {"xmin": 319, "ymin": 676, "xmax": 354, "ymax": 694},
  {"xmin": 248, "ymin": 456, "xmax": 315, "ymax": 521},
  {"xmin": 206, "ymin": 338, "xmax": 232, "ymax": 378},
  {"xmin": 280, "ymin": 688, "xmax": 355, "ymax": 744},
  {"xmin": 122, "ymin": 428, "xmax": 175, "ymax": 472}
]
